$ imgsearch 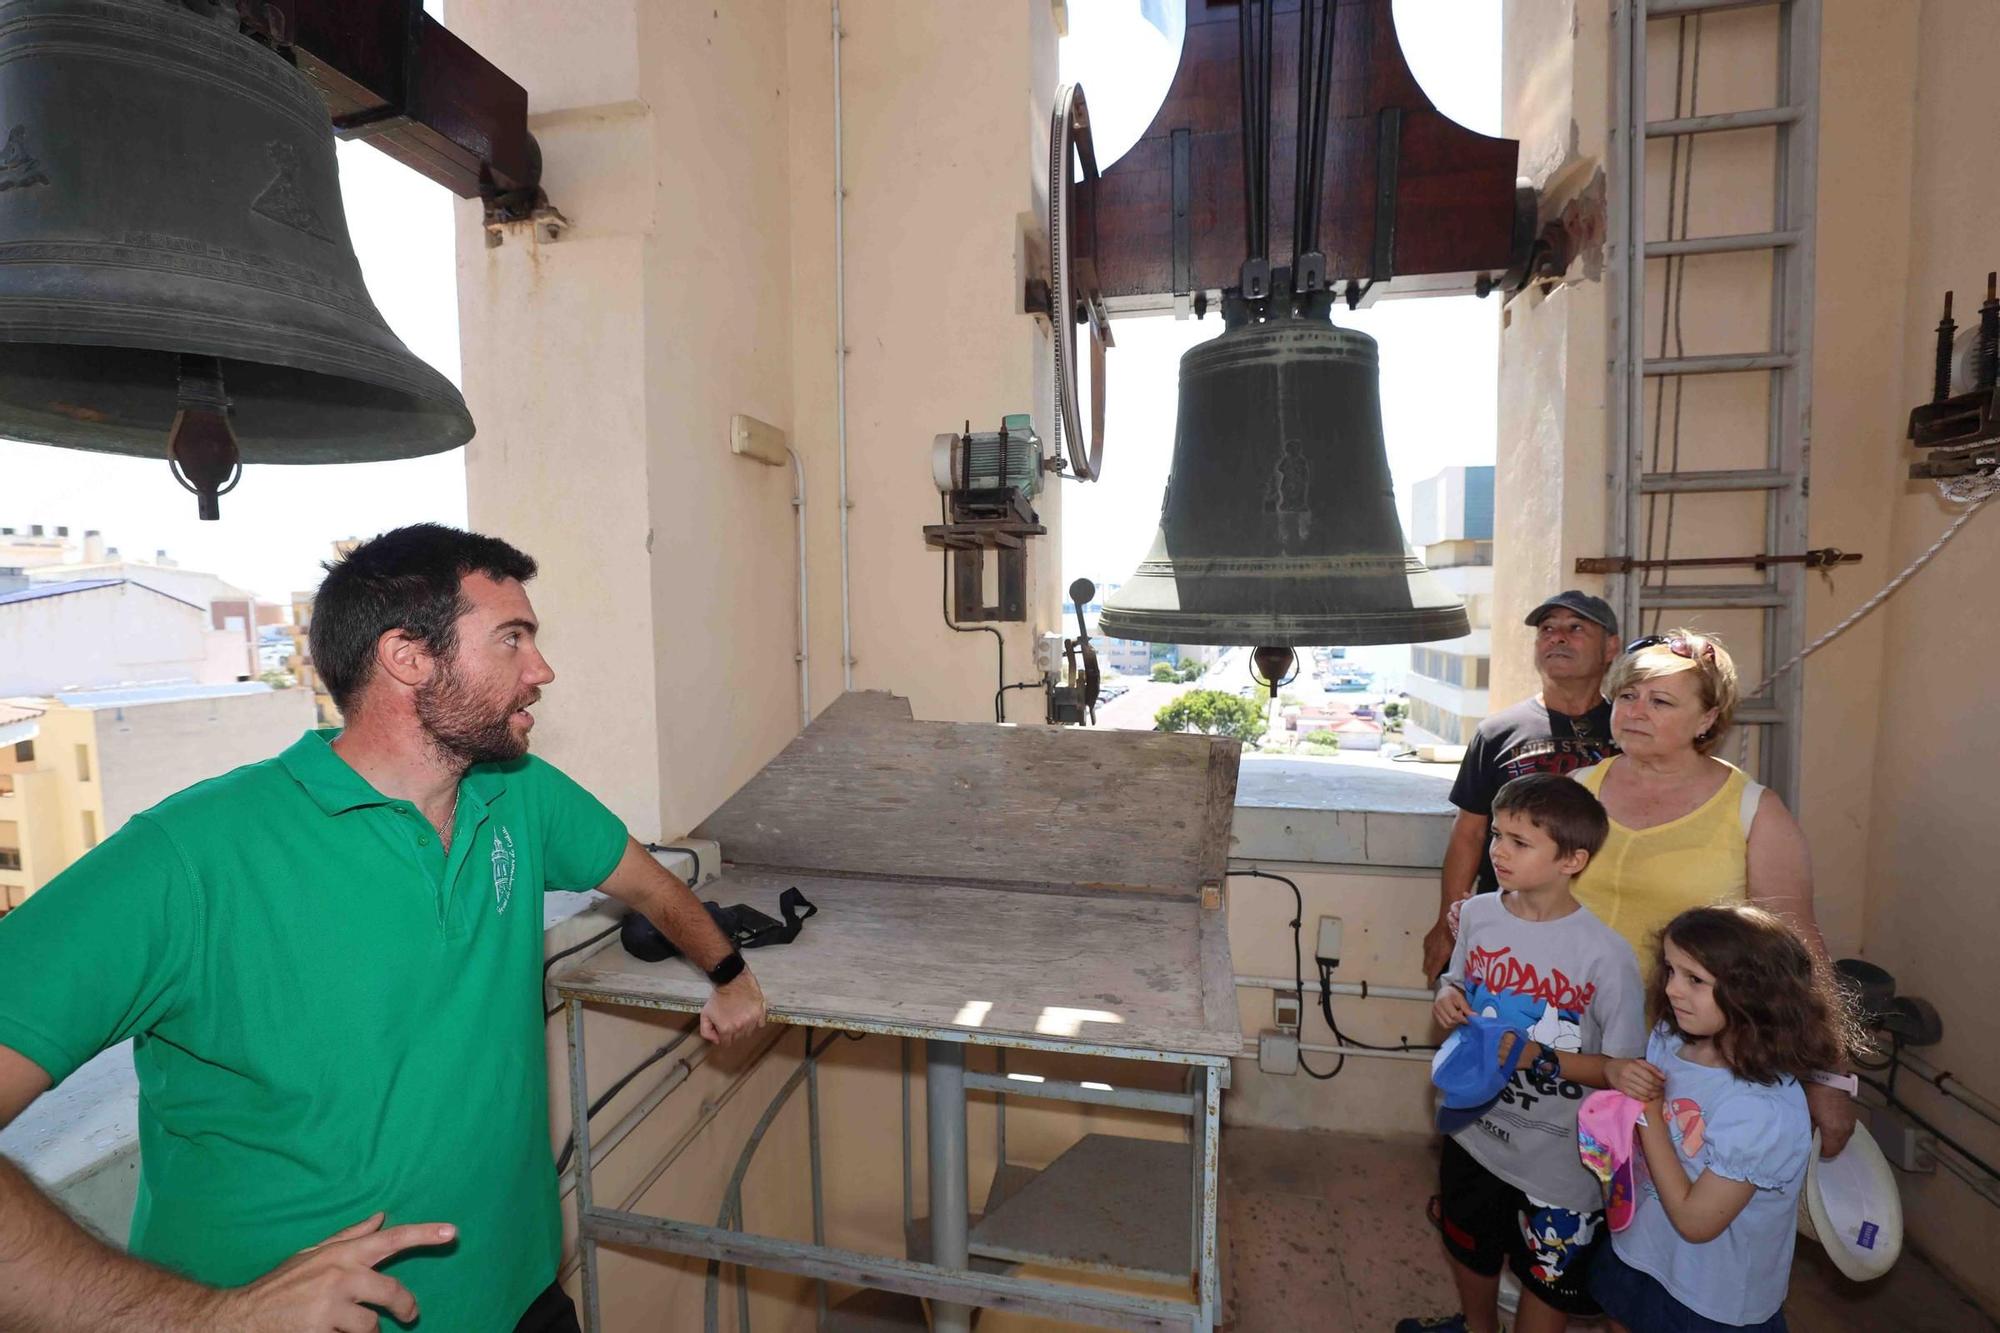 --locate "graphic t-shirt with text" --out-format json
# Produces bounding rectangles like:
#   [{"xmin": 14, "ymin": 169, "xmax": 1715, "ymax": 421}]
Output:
[{"xmin": 1440, "ymin": 892, "xmax": 1646, "ymax": 1212}]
